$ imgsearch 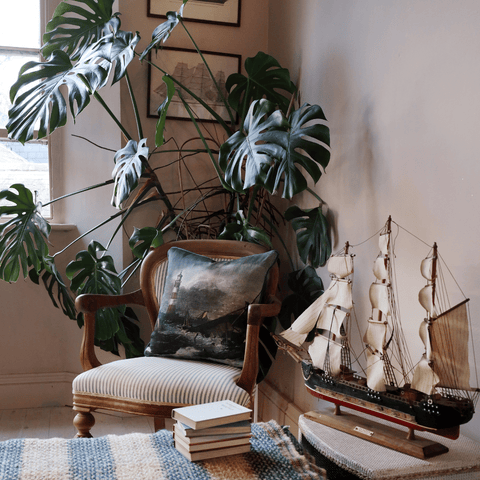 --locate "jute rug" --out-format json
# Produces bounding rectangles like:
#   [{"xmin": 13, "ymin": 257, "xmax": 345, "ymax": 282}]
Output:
[{"xmin": 0, "ymin": 420, "xmax": 326, "ymax": 480}]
